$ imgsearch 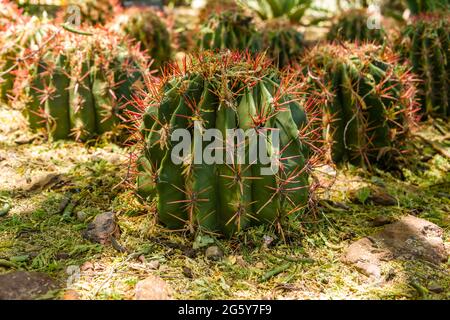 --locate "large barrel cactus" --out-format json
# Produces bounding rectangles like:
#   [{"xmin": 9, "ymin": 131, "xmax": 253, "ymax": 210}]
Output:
[
  {"xmin": 198, "ymin": 11, "xmax": 262, "ymax": 52},
  {"xmin": 398, "ymin": 14, "xmax": 449, "ymax": 118},
  {"xmin": 109, "ymin": 7, "xmax": 172, "ymax": 70},
  {"xmin": 301, "ymin": 43, "xmax": 417, "ymax": 168},
  {"xmin": 17, "ymin": 28, "xmax": 149, "ymax": 142},
  {"xmin": 134, "ymin": 52, "xmax": 317, "ymax": 236},
  {"xmin": 328, "ymin": 9, "xmax": 386, "ymax": 44}
]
